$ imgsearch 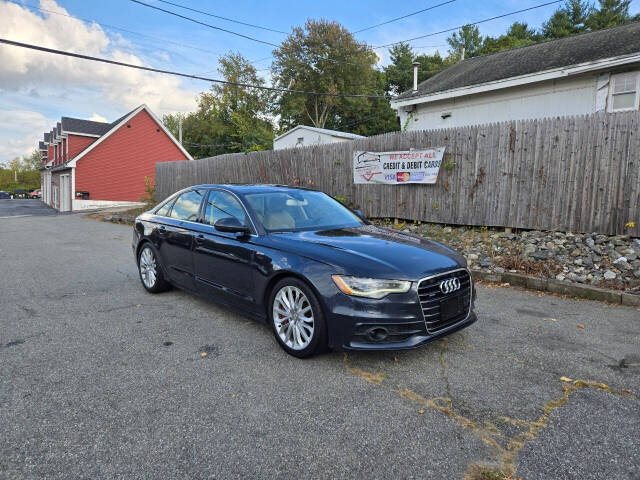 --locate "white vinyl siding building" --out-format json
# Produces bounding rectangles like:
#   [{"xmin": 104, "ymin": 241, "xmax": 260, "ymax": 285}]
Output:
[
  {"xmin": 395, "ymin": 70, "xmax": 639, "ymax": 131},
  {"xmin": 273, "ymin": 125, "xmax": 364, "ymax": 150},
  {"xmin": 390, "ymin": 22, "xmax": 640, "ymax": 130}
]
